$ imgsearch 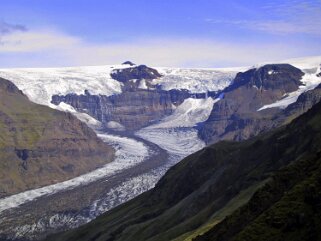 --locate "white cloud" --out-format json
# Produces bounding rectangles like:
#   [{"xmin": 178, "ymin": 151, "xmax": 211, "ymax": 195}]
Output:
[
  {"xmin": 0, "ymin": 30, "xmax": 79, "ymax": 52},
  {"xmin": 0, "ymin": 28, "xmax": 318, "ymax": 68}
]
